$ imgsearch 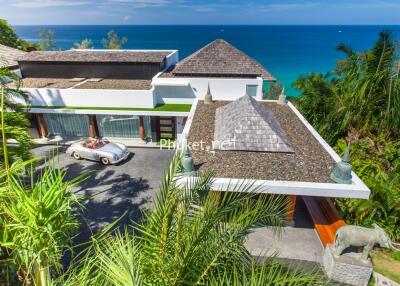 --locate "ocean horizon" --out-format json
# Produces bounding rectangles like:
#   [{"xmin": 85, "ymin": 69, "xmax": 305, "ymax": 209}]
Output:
[{"xmin": 14, "ymin": 25, "xmax": 400, "ymax": 96}]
